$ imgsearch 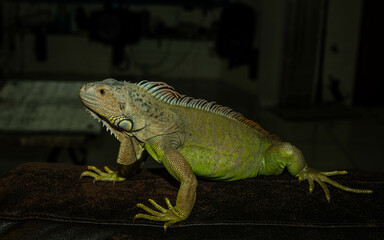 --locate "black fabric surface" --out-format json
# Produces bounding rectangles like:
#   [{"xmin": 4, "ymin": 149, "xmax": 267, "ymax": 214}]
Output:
[{"xmin": 0, "ymin": 162, "xmax": 383, "ymax": 239}]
